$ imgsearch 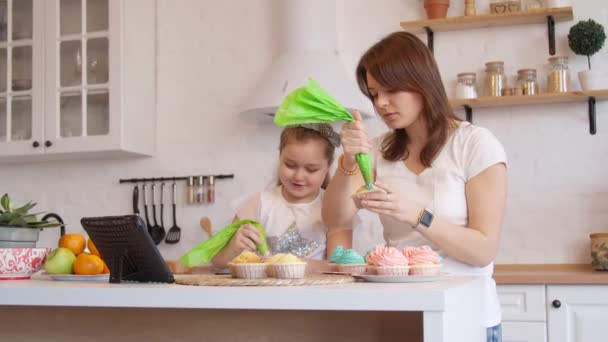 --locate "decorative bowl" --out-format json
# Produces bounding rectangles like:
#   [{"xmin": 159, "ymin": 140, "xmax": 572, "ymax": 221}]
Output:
[
  {"xmin": 591, "ymin": 233, "xmax": 608, "ymax": 271},
  {"xmin": 0, "ymin": 248, "xmax": 51, "ymax": 280}
]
